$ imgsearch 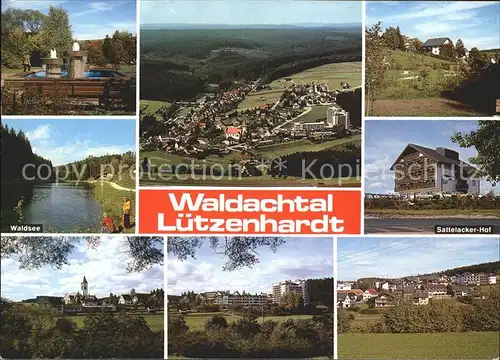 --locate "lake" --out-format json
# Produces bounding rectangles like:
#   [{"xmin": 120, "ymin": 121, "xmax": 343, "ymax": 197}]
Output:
[{"xmin": 1, "ymin": 182, "xmax": 103, "ymax": 232}]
